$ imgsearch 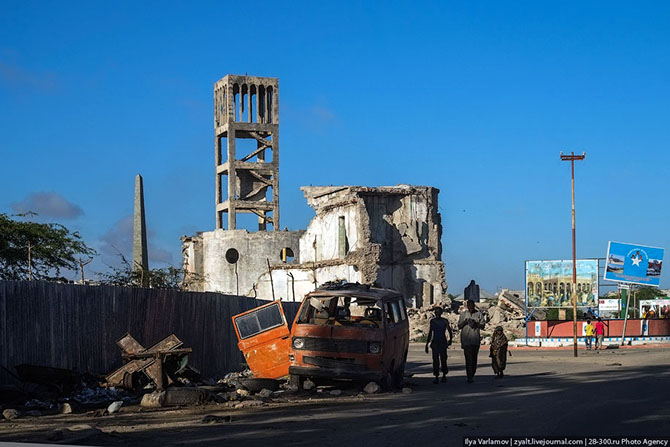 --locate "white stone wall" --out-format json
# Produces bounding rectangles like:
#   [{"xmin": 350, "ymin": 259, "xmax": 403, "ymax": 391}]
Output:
[
  {"xmin": 298, "ymin": 204, "xmax": 360, "ymax": 262},
  {"xmin": 253, "ymin": 264, "xmax": 363, "ymax": 302},
  {"xmin": 183, "ymin": 229, "xmax": 303, "ymax": 295}
]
